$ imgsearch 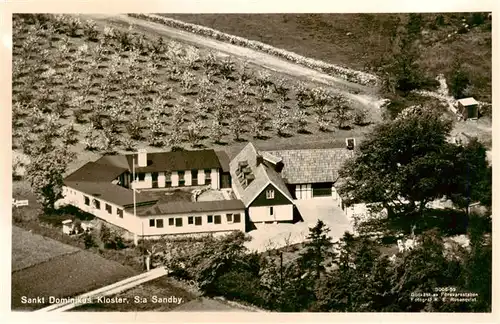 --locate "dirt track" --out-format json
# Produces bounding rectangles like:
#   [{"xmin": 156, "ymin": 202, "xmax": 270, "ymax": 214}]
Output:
[{"xmin": 82, "ymin": 14, "xmax": 384, "ymax": 123}]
